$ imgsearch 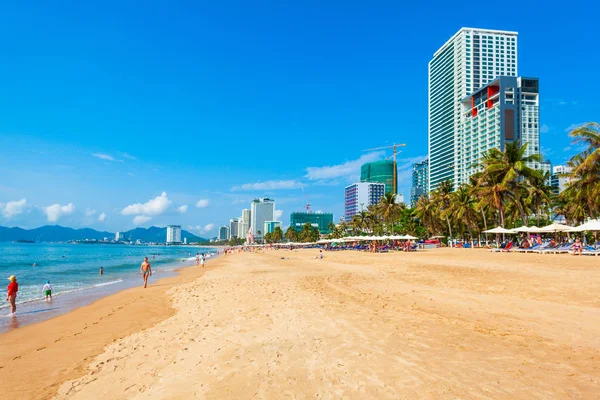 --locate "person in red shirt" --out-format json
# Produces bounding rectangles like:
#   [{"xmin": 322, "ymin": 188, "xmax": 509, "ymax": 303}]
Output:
[{"xmin": 6, "ymin": 275, "xmax": 18, "ymax": 315}]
